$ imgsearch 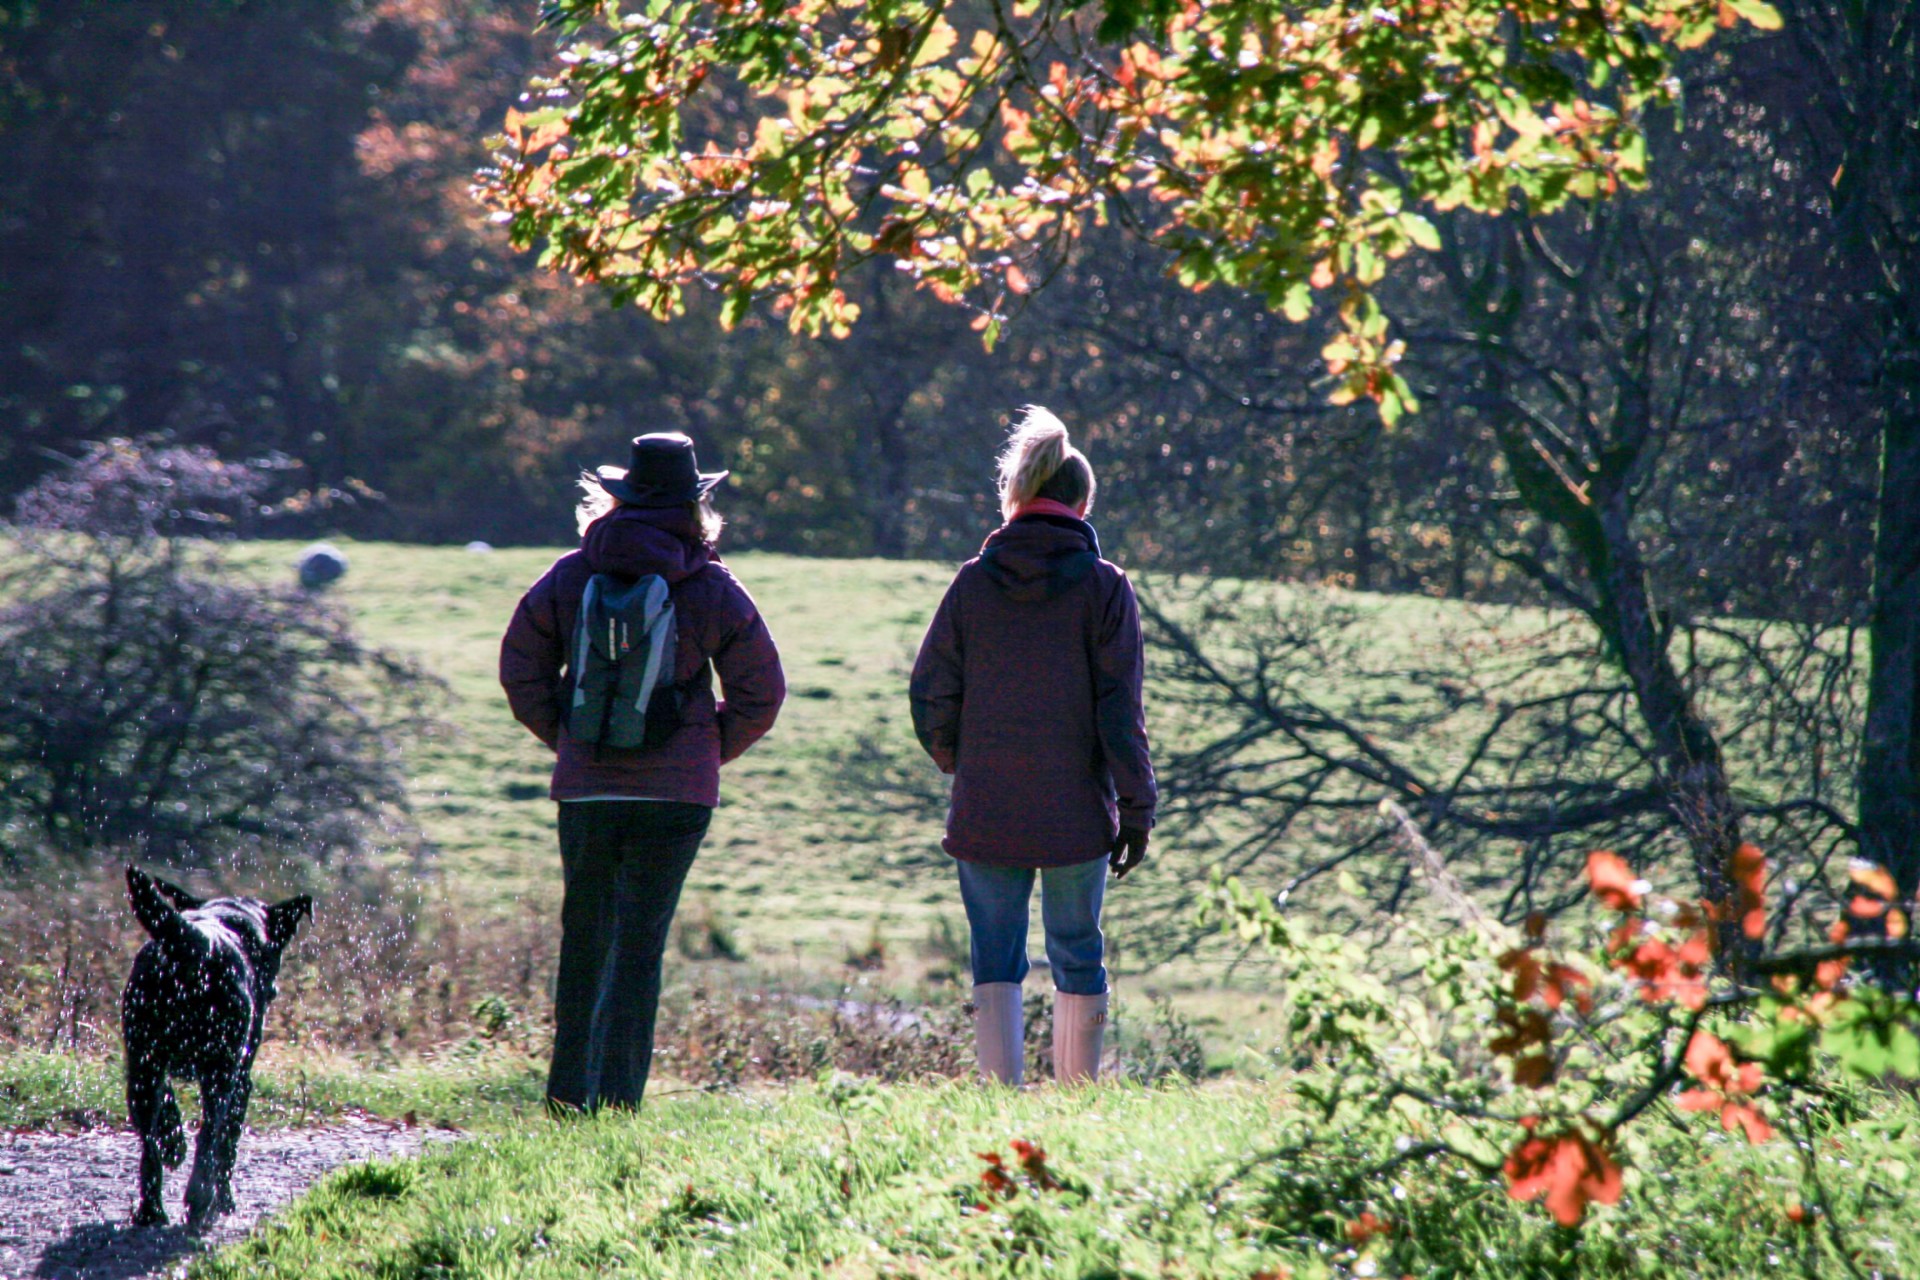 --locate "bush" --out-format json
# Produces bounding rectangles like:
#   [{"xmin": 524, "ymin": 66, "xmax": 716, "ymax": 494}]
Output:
[{"xmin": 0, "ymin": 439, "xmax": 436, "ymax": 869}]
